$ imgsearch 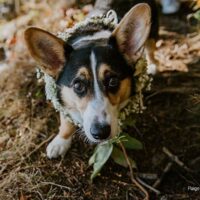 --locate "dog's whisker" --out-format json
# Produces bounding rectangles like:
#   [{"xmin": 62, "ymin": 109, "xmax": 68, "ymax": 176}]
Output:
[
  {"xmin": 73, "ymin": 128, "xmax": 82, "ymax": 135},
  {"xmin": 75, "ymin": 129, "xmax": 92, "ymax": 144}
]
